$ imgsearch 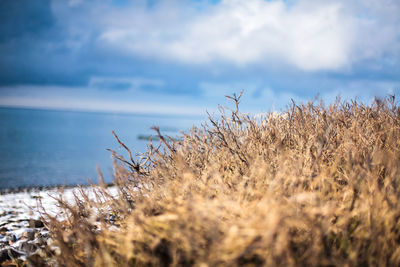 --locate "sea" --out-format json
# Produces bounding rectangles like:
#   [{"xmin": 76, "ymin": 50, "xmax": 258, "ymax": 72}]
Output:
[{"xmin": 0, "ymin": 107, "xmax": 203, "ymax": 189}]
